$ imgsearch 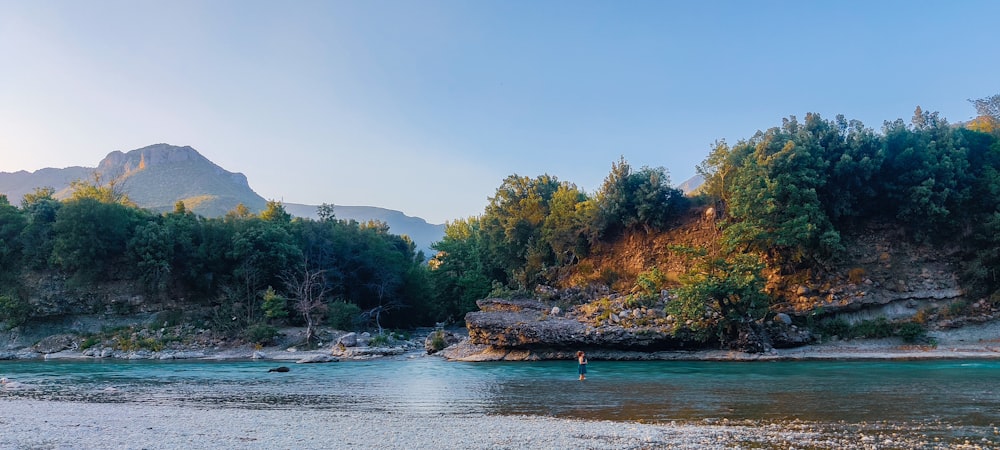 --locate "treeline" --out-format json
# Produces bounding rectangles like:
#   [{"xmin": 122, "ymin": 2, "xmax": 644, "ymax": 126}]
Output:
[{"xmin": 0, "ymin": 184, "xmax": 434, "ymax": 340}]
